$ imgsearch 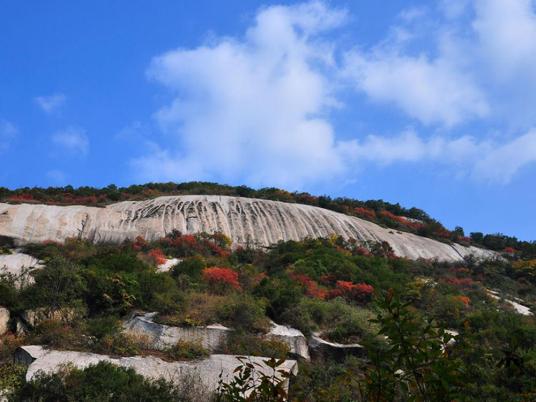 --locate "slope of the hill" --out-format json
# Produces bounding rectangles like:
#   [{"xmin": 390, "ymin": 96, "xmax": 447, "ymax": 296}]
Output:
[{"xmin": 0, "ymin": 195, "xmax": 496, "ymax": 262}]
